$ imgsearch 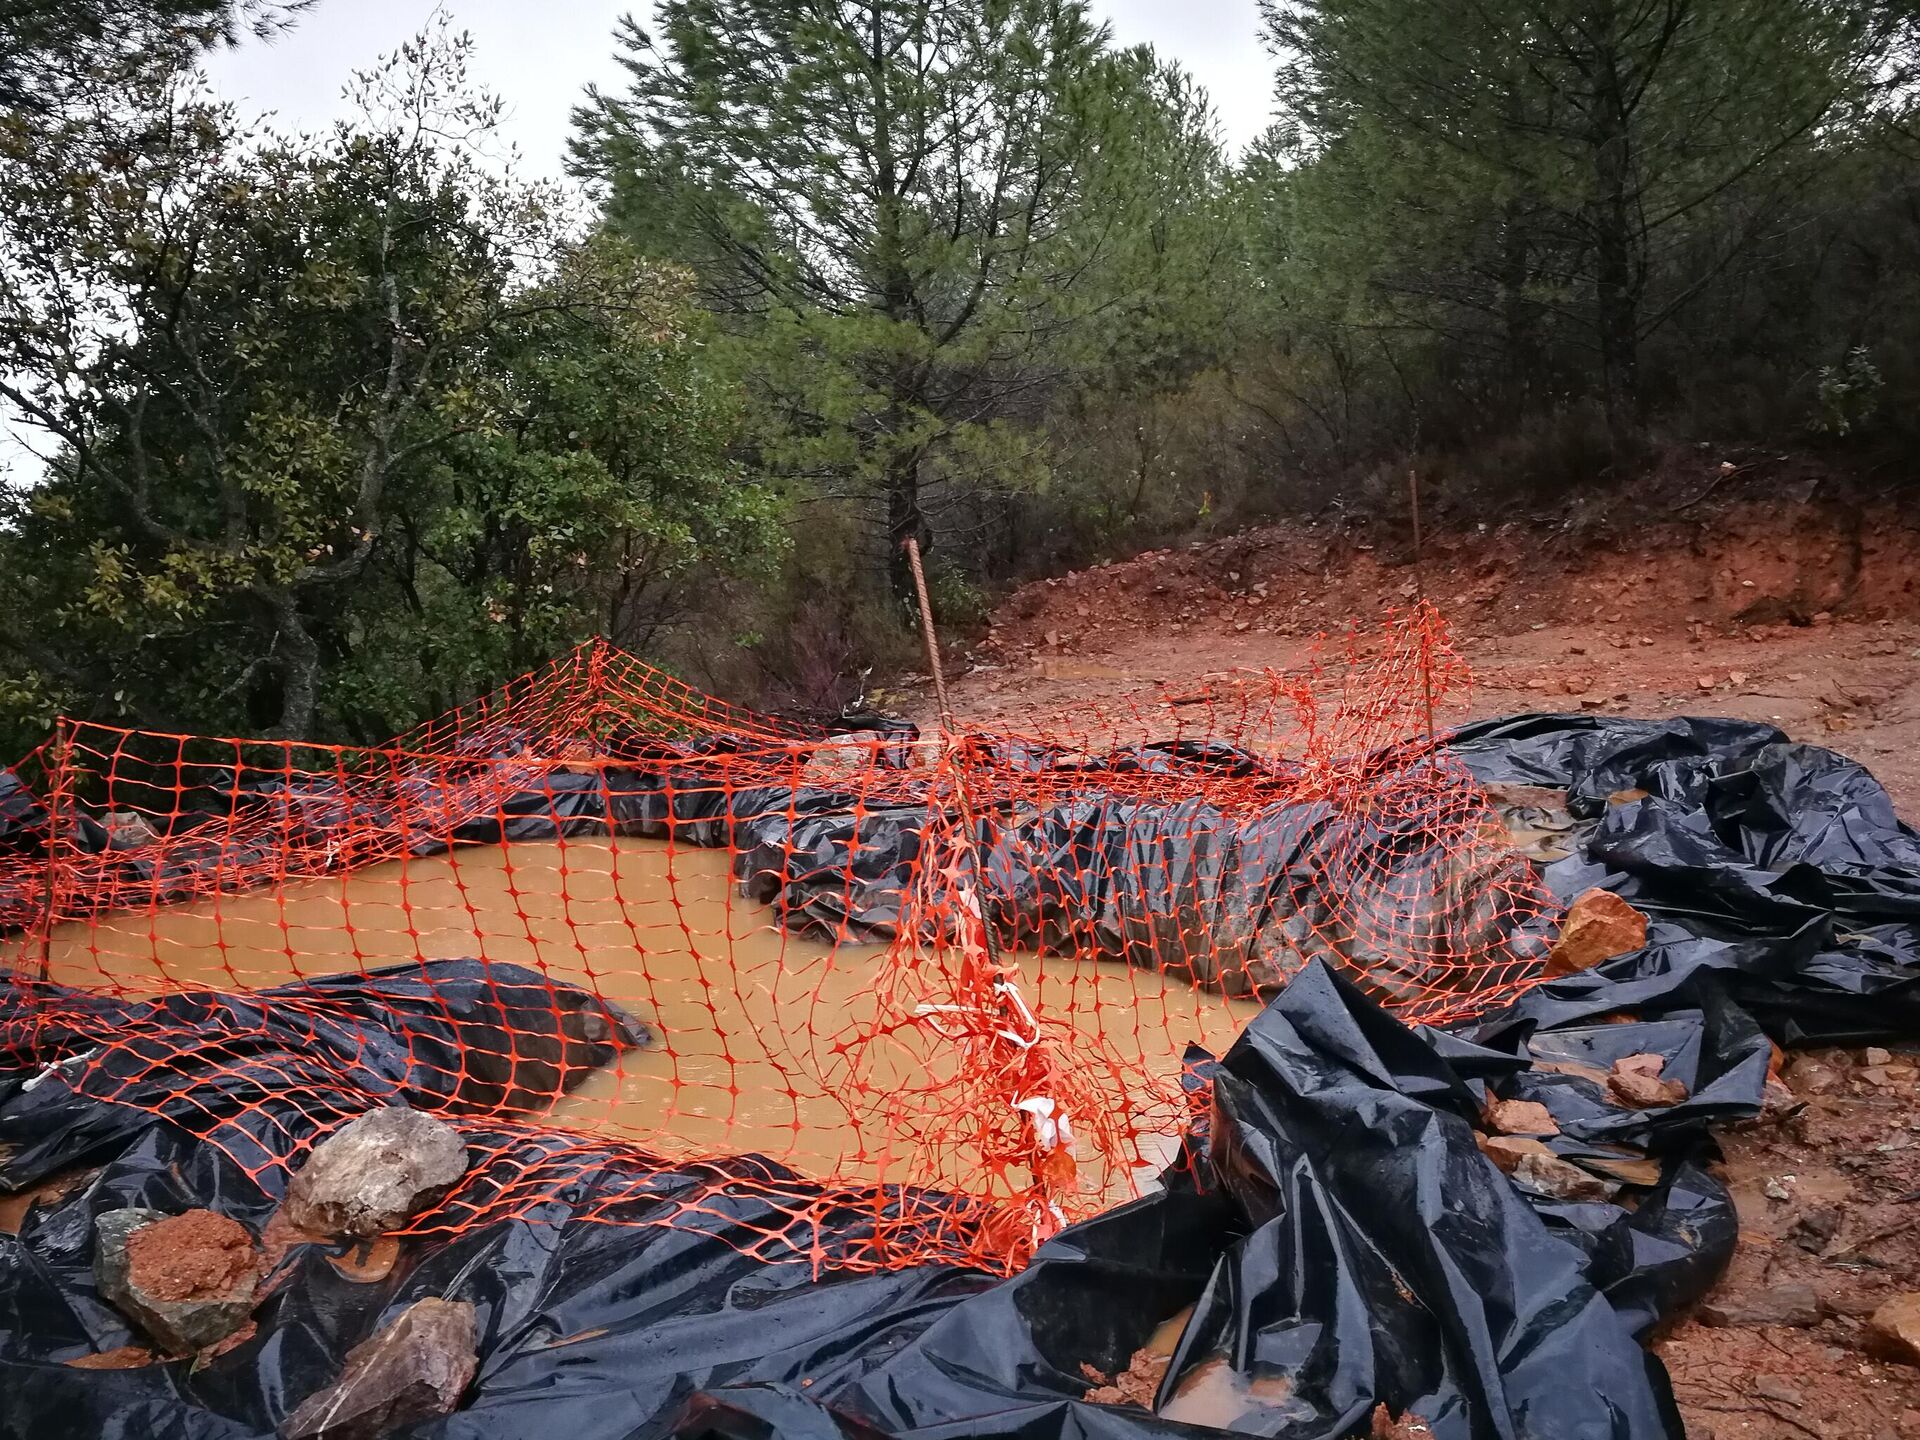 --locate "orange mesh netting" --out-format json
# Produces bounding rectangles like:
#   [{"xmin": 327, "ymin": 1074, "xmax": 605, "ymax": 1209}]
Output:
[{"xmin": 0, "ymin": 606, "xmax": 1559, "ymax": 1273}]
